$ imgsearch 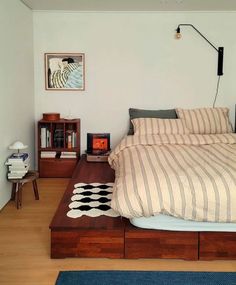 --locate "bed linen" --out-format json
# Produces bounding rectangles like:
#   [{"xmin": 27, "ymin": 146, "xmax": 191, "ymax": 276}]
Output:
[
  {"xmin": 108, "ymin": 133, "xmax": 236, "ymax": 222},
  {"xmin": 130, "ymin": 214, "xmax": 236, "ymax": 232}
]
